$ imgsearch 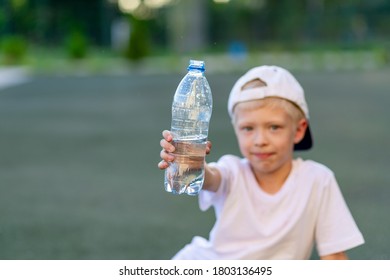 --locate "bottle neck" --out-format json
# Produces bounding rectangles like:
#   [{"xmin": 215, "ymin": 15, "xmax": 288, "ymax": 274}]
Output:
[{"xmin": 188, "ymin": 69, "xmax": 205, "ymax": 77}]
